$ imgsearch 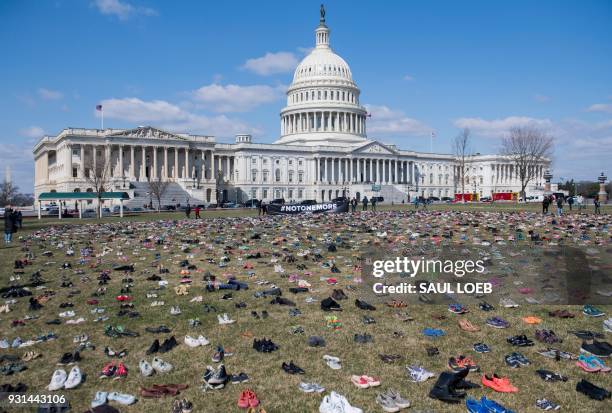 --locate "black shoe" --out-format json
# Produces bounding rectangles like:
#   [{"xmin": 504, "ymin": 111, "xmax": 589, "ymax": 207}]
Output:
[
  {"xmin": 362, "ymin": 315, "xmax": 376, "ymax": 324},
  {"xmin": 146, "ymin": 339, "xmax": 160, "ymax": 354},
  {"xmin": 428, "ymin": 372, "xmax": 463, "ymax": 403},
  {"xmin": 576, "ymin": 378, "xmax": 611, "ymax": 400},
  {"xmin": 282, "ymin": 361, "xmax": 305, "ymax": 374},
  {"xmin": 145, "ymin": 326, "xmax": 171, "ymax": 334},
  {"xmin": 235, "ymin": 302, "xmax": 247, "ymax": 308},
  {"xmin": 159, "ymin": 336, "xmax": 178, "ymax": 353},
  {"xmin": 29, "ymin": 298, "xmax": 43, "ymax": 311},
  {"xmin": 307, "ymin": 336, "xmax": 326, "ymax": 347},
  {"xmin": 261, "ymin": 310, "xmax": 269, "ymax": 319},
  {"xmin": 289, "ymin": 287, "xmax": 309, "ymax": 294},
  {"xmin": 332, "ymin": 289, "xmax": 348, "ymax": 300},
  {"xmin": 45, "ymin": 319, "xmax": 61, "ymax": 325},
  {"xmin": 355, "ymin": 299, "xmax": 376, "ymax": 311},
  {"xmin": 270, "ymin": 296, "xmax": 295, "ymax": 306},
  {"xmin": 320, "ymin": 297, "xmax": 342, "ymax": 312},
  {"xmin": 536, "ymin": 369, "xmax": 568, "ymax": 382},
  {"xmin": 354, "ymin": 333, "xmax": 373, "ymax": 343},
  {"xmin": 251, "ymin": 311, "xmax": 260, "ymax": 319},
  {"xmin": 581, "ymin": 340, "xmax": 612, "ymax": 357}
]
